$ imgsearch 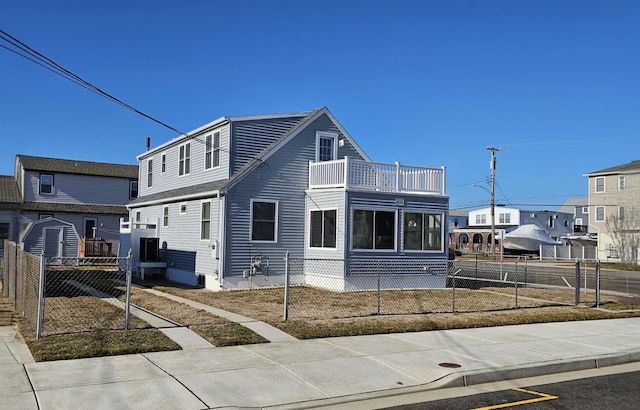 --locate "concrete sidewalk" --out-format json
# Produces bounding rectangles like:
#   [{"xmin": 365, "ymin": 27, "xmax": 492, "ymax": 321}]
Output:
[{"xmin": 1, "ymin": 317, "xmax": 640, "ymax": 409}]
